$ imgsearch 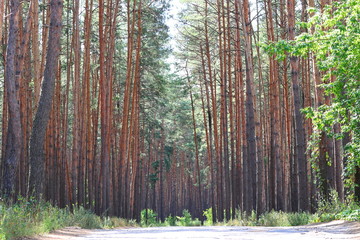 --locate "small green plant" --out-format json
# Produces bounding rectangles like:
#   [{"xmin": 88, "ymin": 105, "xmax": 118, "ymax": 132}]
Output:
[
  {"xmin": 317, "ymin": 190, "xmax": 345, "ymax": 214},
  {"xmin": 287, "ymin": 212, "xmax": 311, "ymax": 226},
  {"xmin": 101, "ymin": 216, "xmax": 137, "ymax": 229},
  {"xmin": 203, "ymin": 208, "xmax": 213, "ymax": 225},
  {"xmin": 0, "ymin": 198, "xmax": 137, "ymax": 239},
  {"xmin": 177, "ymin": 209, "xmax": 192, "ymax": 226},
  {"xmin": 175, "ymin": 209, "xmax": 201, "ymax": 226},
  {"xmin": 140, "ymin": 209, "xmax": 158, "ymax": 226},
  {"xmin": 336, "ymin": 209, "xmax": 360, "ymax": 221},
  {"xmin": 165, "ymin": 215, "xmax": 176, "ymax": 226},
  {"xmin": 70, "ymin": 206, "xmax": 102, "ymax": 229},
  {"xmin": 258, "ymin": 210, "xmax": 290, "ymax": 227}
]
